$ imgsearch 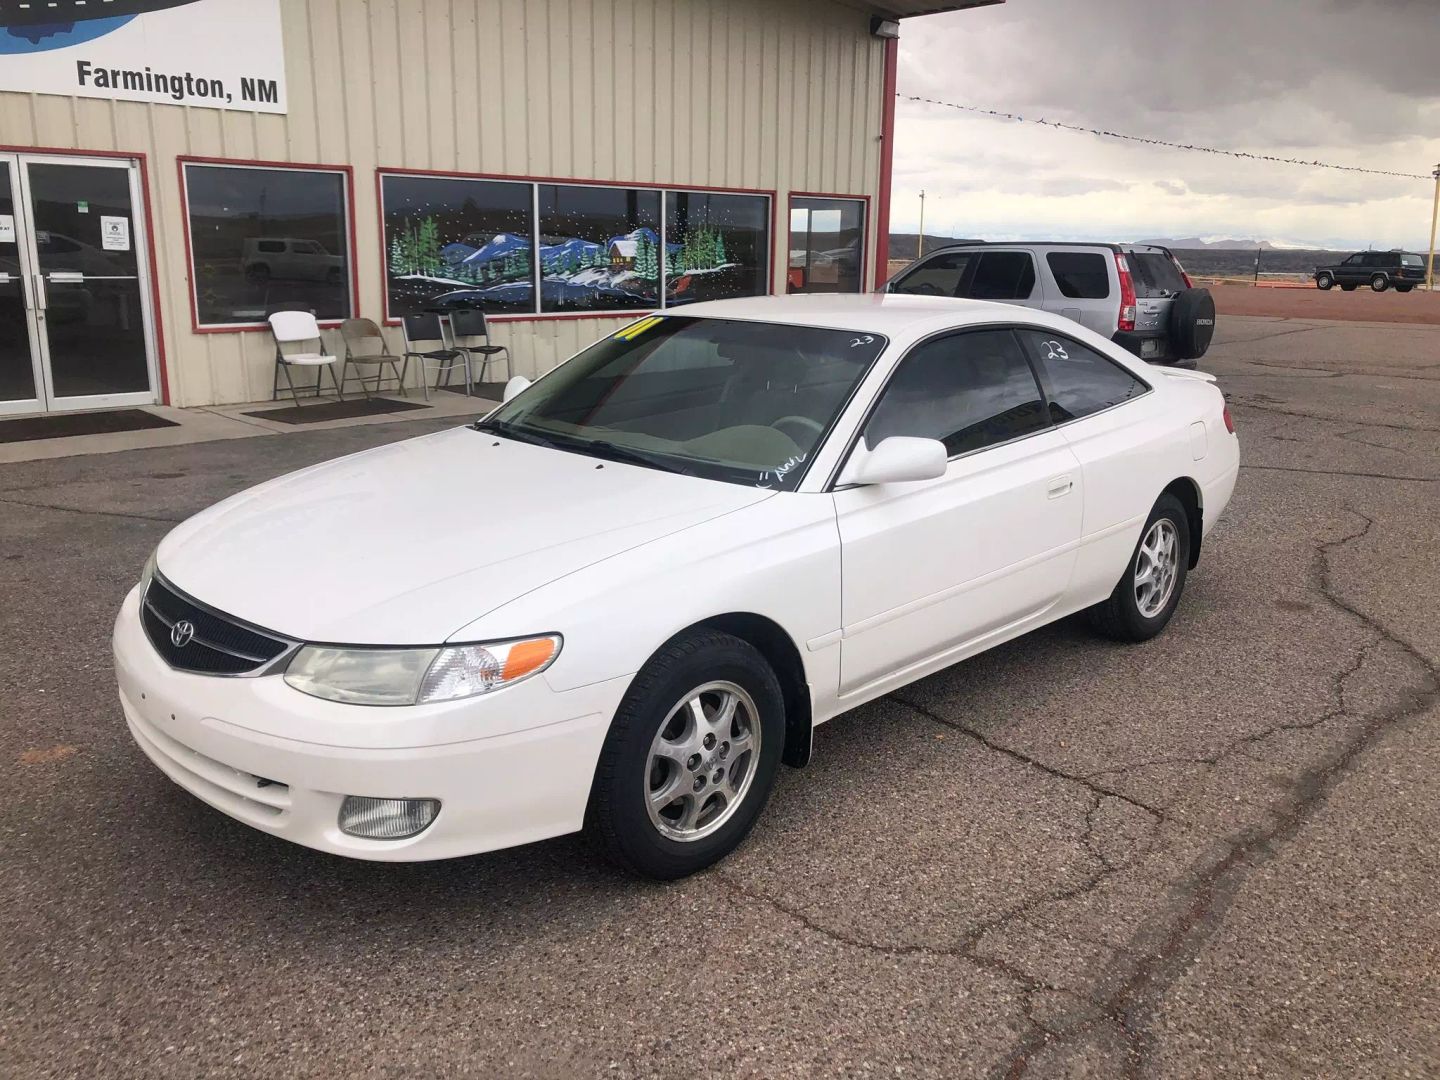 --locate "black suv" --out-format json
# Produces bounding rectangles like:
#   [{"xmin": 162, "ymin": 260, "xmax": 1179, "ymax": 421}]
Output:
[{"xmin": 1314, "ymin": 251, "xmax": 1427, "ymax": 293}]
